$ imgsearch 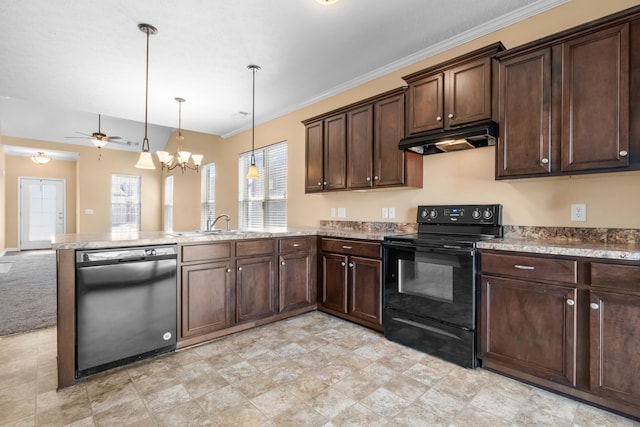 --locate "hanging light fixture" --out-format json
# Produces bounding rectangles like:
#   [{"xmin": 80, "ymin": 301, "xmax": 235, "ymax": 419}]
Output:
[
  {"xmin": 135, "ymin": 23, "xmax": 157, "ymax": 170},
  {"xmin": 31, "ymin": 152, "xmax": 51, "ymax": 165},
  {"xmin": 157, "ymin": 97, "xmax": 204, "ymax": 173},
  {"xmin": 246, "ymin": 64, "xmax": 261, "ymax": 179}
]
